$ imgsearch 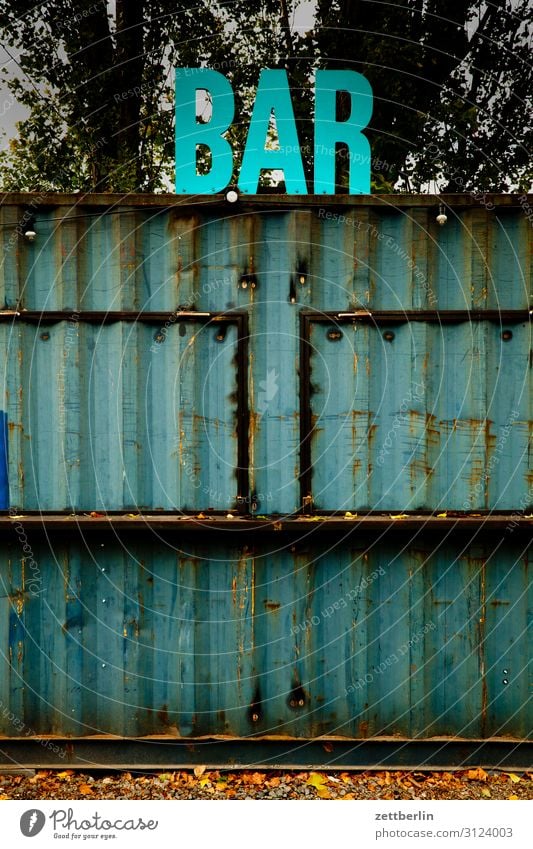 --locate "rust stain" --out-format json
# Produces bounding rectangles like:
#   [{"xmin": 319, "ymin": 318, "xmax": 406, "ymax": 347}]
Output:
[
  {"xmin": 248, "ymin": 684, "xmax": 262, "ymax": 724},
  {"xmin": 251, "ymin": 556, "xmax": 255, "ymax": 618},
  {"xmin": 425, "ymin": 412, "xmax": 440, "ymax": 445},
  {"xmin": 367, "ymin": 423, "xmax": 377, "ymax": 451},
  {"xmin": 248, "ymin": 351, "xmax": 255, "ymax": 486},
  {"xmin": 10, "ymin": 590, "xmax": 24, "ymax": 616},
  {"xmin": 408, "ymin": 409, "xmax": 426, "ymax": 435},
  {"xmin": 288, "ymin": 682, "xmax": 307, "ymax": 709},
  {"xmin": 157, "ymin": 705, "xmax": 170, "ymax": 726},
  {"xmin": 232, "ymin": 575, "xmax": 237, "ymax": 607},
  {"xmin": 264, "ymin": 601, "xmax": 280, "ymax": 611},
  {"xmin": 489, "ymin": 600, "xmax": 510, "ymax": 606}
]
